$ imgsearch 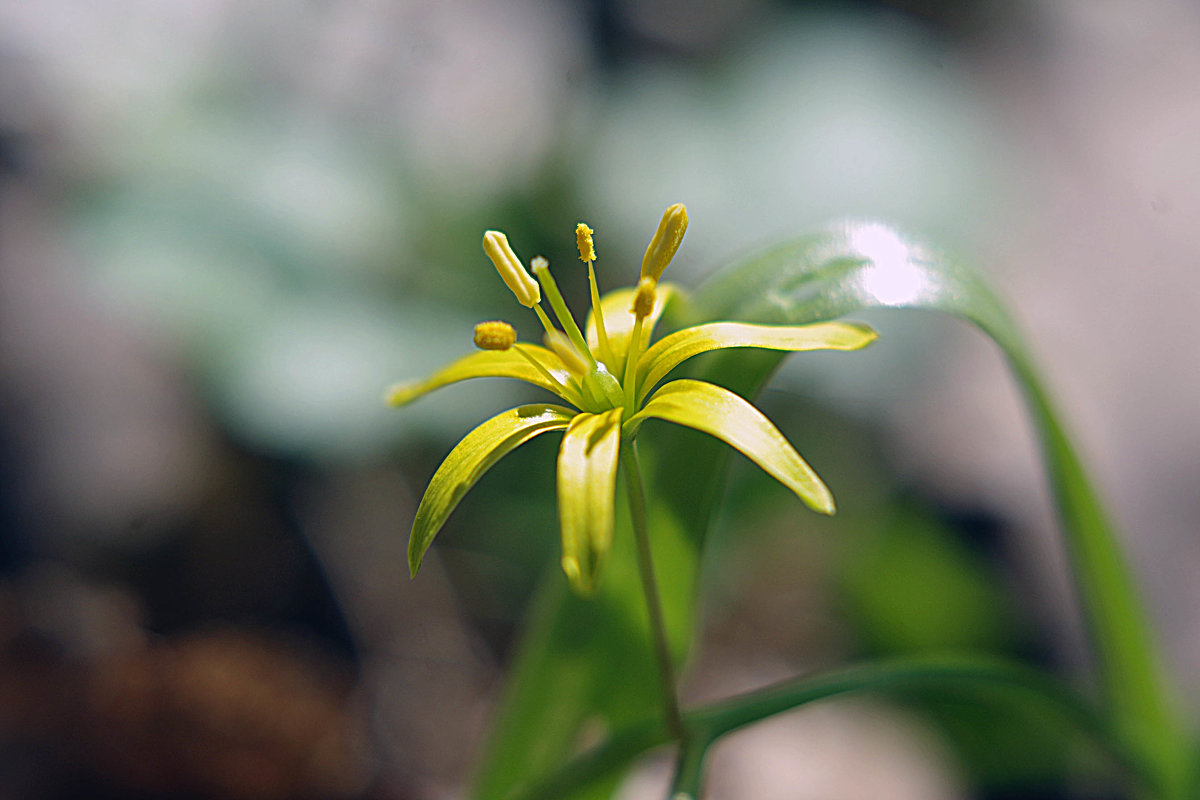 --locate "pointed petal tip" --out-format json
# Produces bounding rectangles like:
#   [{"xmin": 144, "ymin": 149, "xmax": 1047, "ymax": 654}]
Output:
[
  {"xmin": 385, "ymin": 382, "xmax": 417, "ymax": 407},
  {"xmin": 562, "ymin": 557, "xmax": 598, "ymax": 595},
  {"xmin": 408, "ymin": 535, "xmax": 424, "ymax": 577}
]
